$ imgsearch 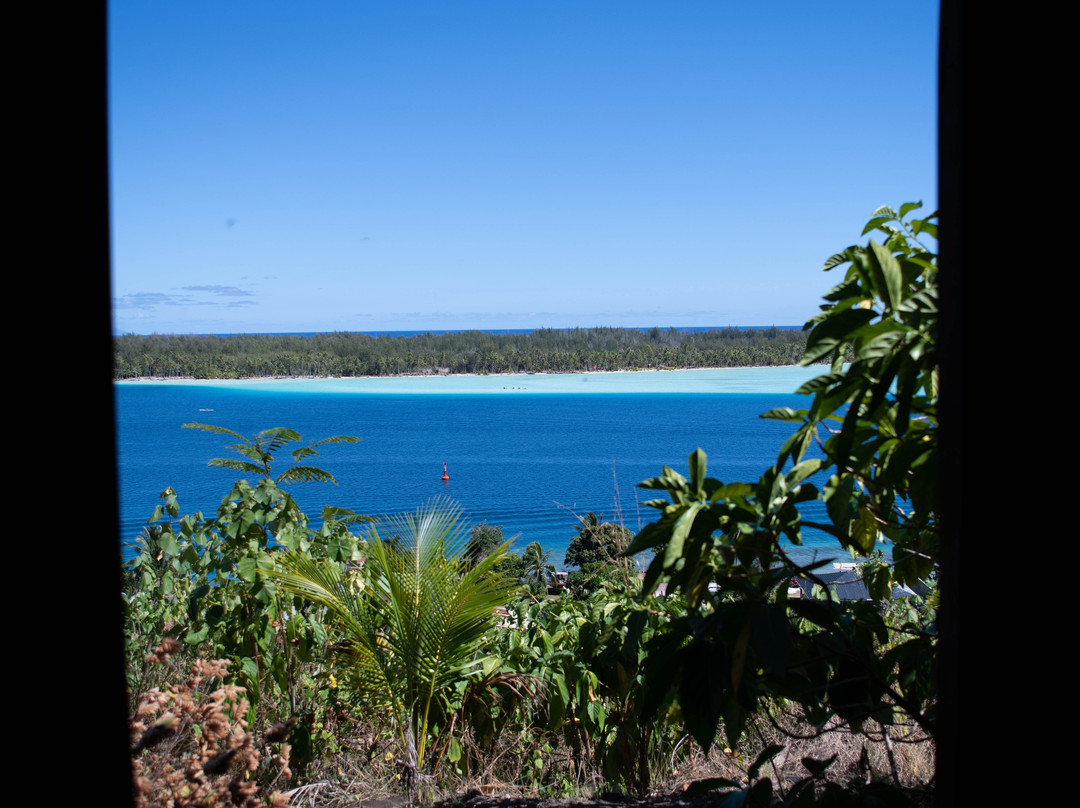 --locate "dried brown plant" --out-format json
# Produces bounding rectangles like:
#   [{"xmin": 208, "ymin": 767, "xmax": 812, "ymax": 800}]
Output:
[{"xmin": 129, "ymin": 639, "xmax": 295, "ymax": 808}]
